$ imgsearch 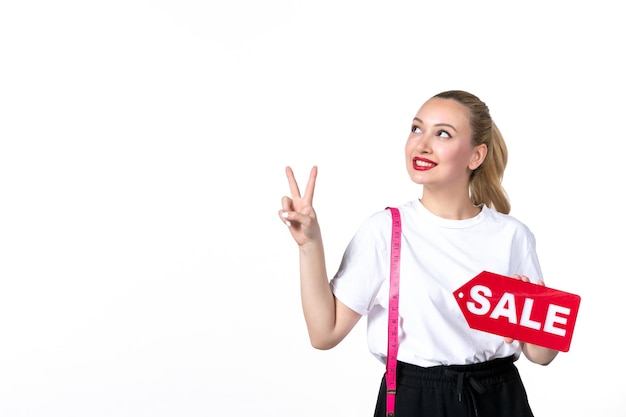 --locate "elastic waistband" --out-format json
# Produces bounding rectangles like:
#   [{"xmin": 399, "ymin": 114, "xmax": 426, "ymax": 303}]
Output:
[{"xmin": 395, "ymin": 355, "xmax": 518, "ymax": 389}]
